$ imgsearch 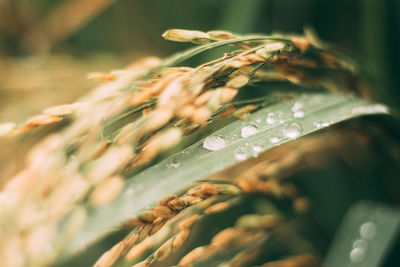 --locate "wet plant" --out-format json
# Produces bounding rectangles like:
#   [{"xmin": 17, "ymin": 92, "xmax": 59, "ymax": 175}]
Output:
[{"xmin": 0, "ymin": 29, "xmax": 398, "ymax": 267}]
